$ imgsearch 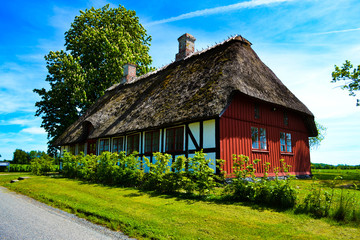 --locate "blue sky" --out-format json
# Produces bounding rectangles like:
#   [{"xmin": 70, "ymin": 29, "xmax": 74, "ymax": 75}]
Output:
[{"xmin": 0, "ymin": 0, "xmax": 359, "ymax": 165}]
